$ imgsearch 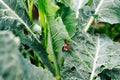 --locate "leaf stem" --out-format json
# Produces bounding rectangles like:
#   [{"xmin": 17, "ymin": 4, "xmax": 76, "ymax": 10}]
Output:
[
  {"xmin": 90, "ymin": 37, "xmax": 100, "ymax": 80},
  {"xmin": 84, "ymin": 16, "xmax": 94, "ymax": 32},
  {"xmin": 84, "ymin": 0, "xmax": 104, "ymax": 32}
]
